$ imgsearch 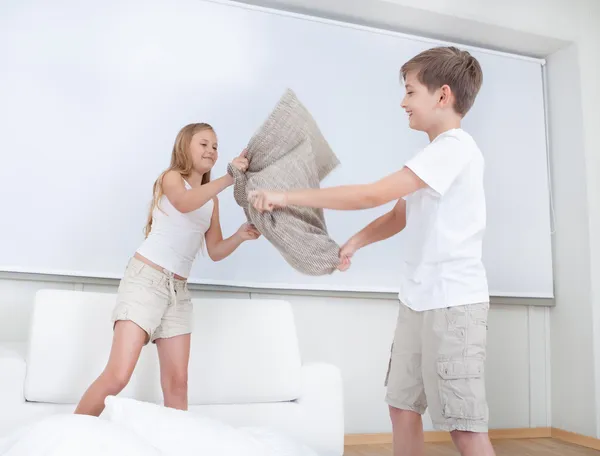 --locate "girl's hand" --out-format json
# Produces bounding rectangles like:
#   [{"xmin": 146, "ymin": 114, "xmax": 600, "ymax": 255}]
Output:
[
  {"xmin": 235, "ymin": 223, "xmax": 261, "ymax": 241},
  {"xmin": 248, "ymin": 190, "xmax": 288, "ymax": 213},
  {"xmin": 231, "ymin": 149, "xmax": 249, "ymax": 173}
]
